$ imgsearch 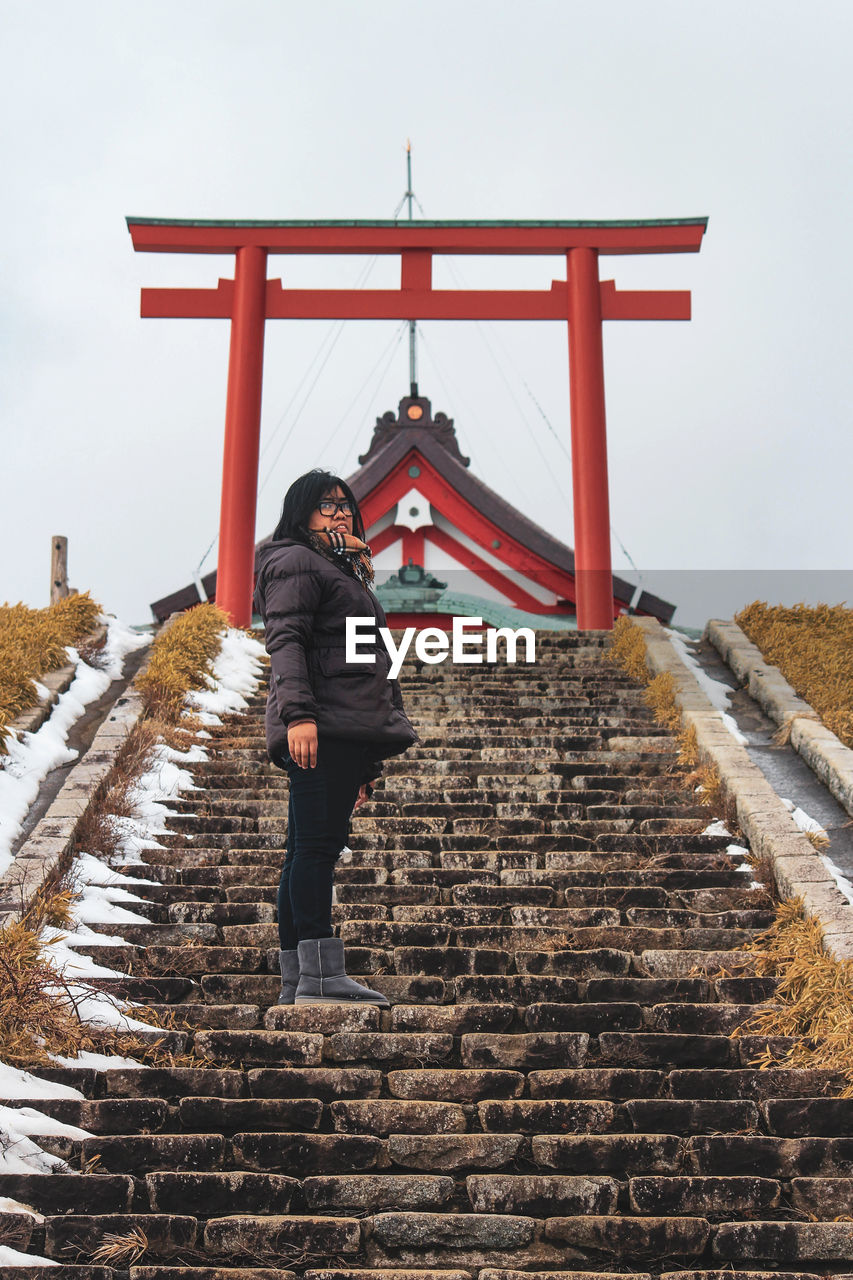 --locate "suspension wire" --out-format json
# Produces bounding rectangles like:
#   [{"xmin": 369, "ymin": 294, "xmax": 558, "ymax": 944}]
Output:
[
  {"xmin": 414, "ymin": 325, "xmax": 488, "ymax": 483},
  {"xmin": 438, "ymin": 254, "xmax": 645, "ymax": 599},
  {"xmin": 193, "ymin": 255, "xmax": 379, "ymax": 574},
  {"xmin": 417, "ymin": 325, "xmax": 545, "ymax": 515},
  {"xmin": 336, "ymin": 324, "xmax": 414, "ymax": 477},
  {"xmin": 259, "ymin": 254, "xmax": 378, "ymax": 463},
  {"xmin": 439, "ymin": 257, "xmax": 570, "ymax": 514},
  {"xmin": 311, "ymin": 321, "xmax": 409, "ymax": 468}
]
